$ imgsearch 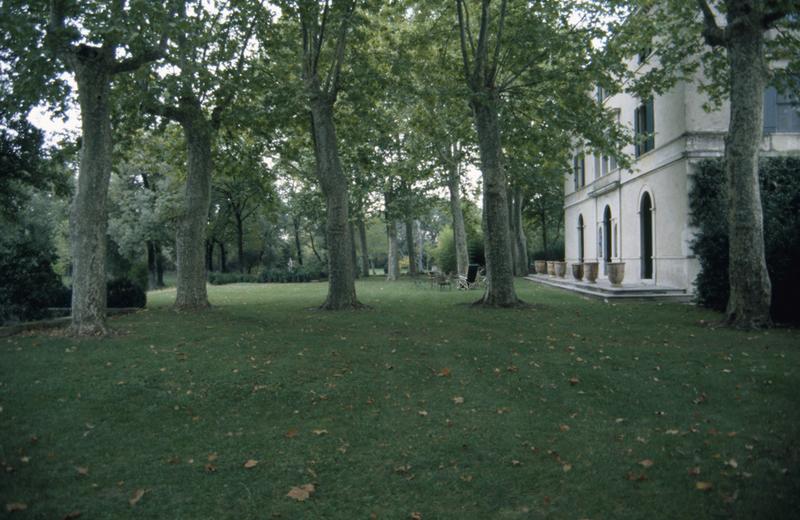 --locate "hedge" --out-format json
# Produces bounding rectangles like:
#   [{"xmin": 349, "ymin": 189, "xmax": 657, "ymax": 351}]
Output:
[{"xmin": 689, "ymin": 156, "xmax": 800, "ymax": 324}]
